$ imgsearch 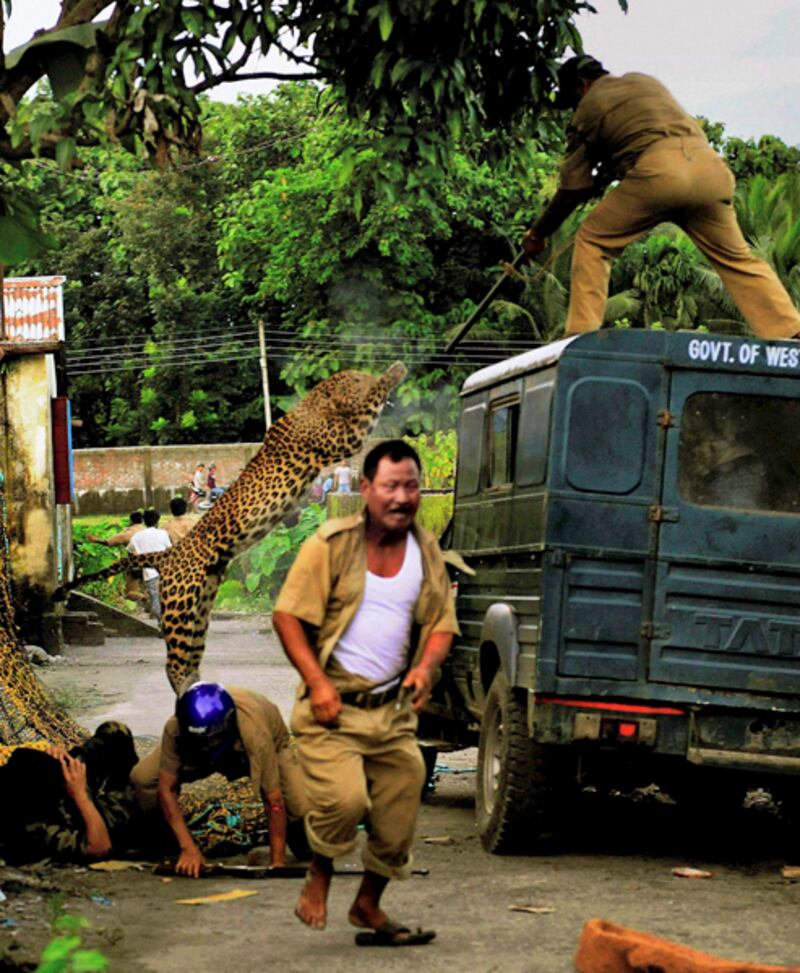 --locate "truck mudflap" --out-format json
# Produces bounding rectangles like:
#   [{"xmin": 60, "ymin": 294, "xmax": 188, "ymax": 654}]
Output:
[{"xmin": 531, "ymin": 695, "xmax": 800, "ymax": 773}]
